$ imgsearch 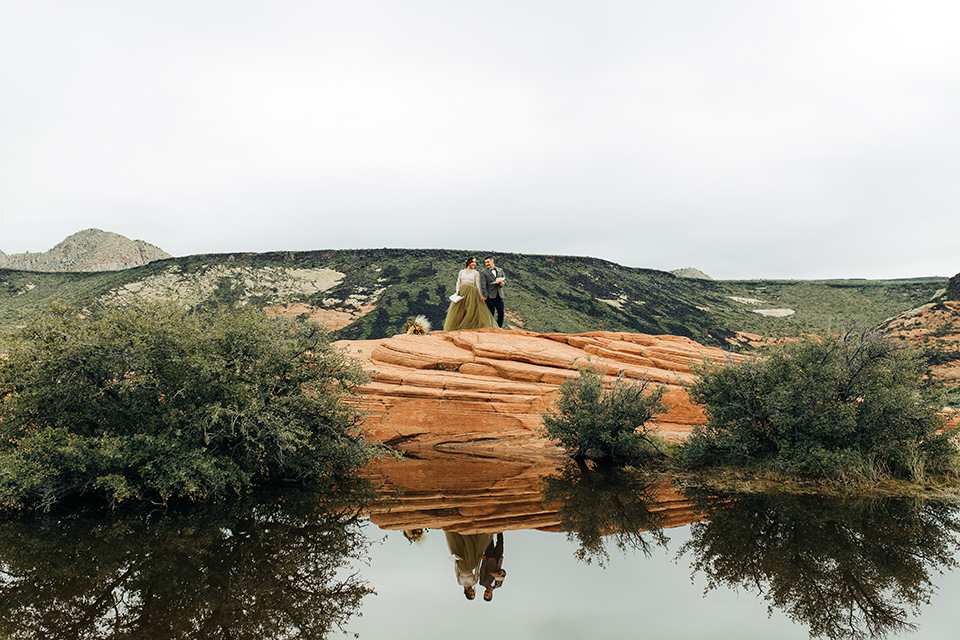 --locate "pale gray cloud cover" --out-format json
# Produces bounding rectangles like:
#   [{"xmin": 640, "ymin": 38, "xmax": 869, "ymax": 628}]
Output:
[{"xmin": 2, "ymin": 0, "xmax": 959, "ymax": 279}]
